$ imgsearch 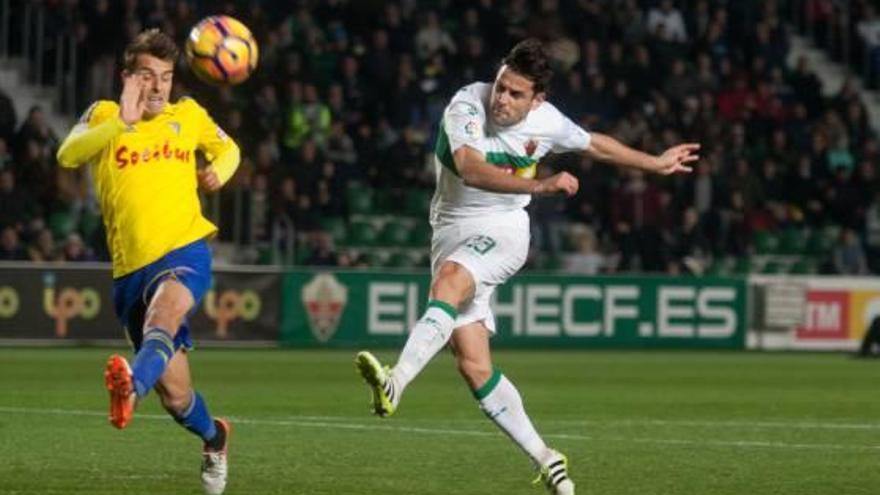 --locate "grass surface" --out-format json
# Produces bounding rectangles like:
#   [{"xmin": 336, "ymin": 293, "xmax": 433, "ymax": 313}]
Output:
[{"xmin": 0, "ymin": 348, "xmax": 878, "ymax": 494}]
